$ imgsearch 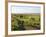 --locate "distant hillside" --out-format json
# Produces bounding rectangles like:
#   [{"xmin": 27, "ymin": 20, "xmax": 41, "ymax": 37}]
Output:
[
  {"xmin": 29, "ymin": 13, "xmax": 40, "ymax": 15},
  {"xmin": 11, "ymin": 13, "xmax": 40, "ymax": 15}
]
